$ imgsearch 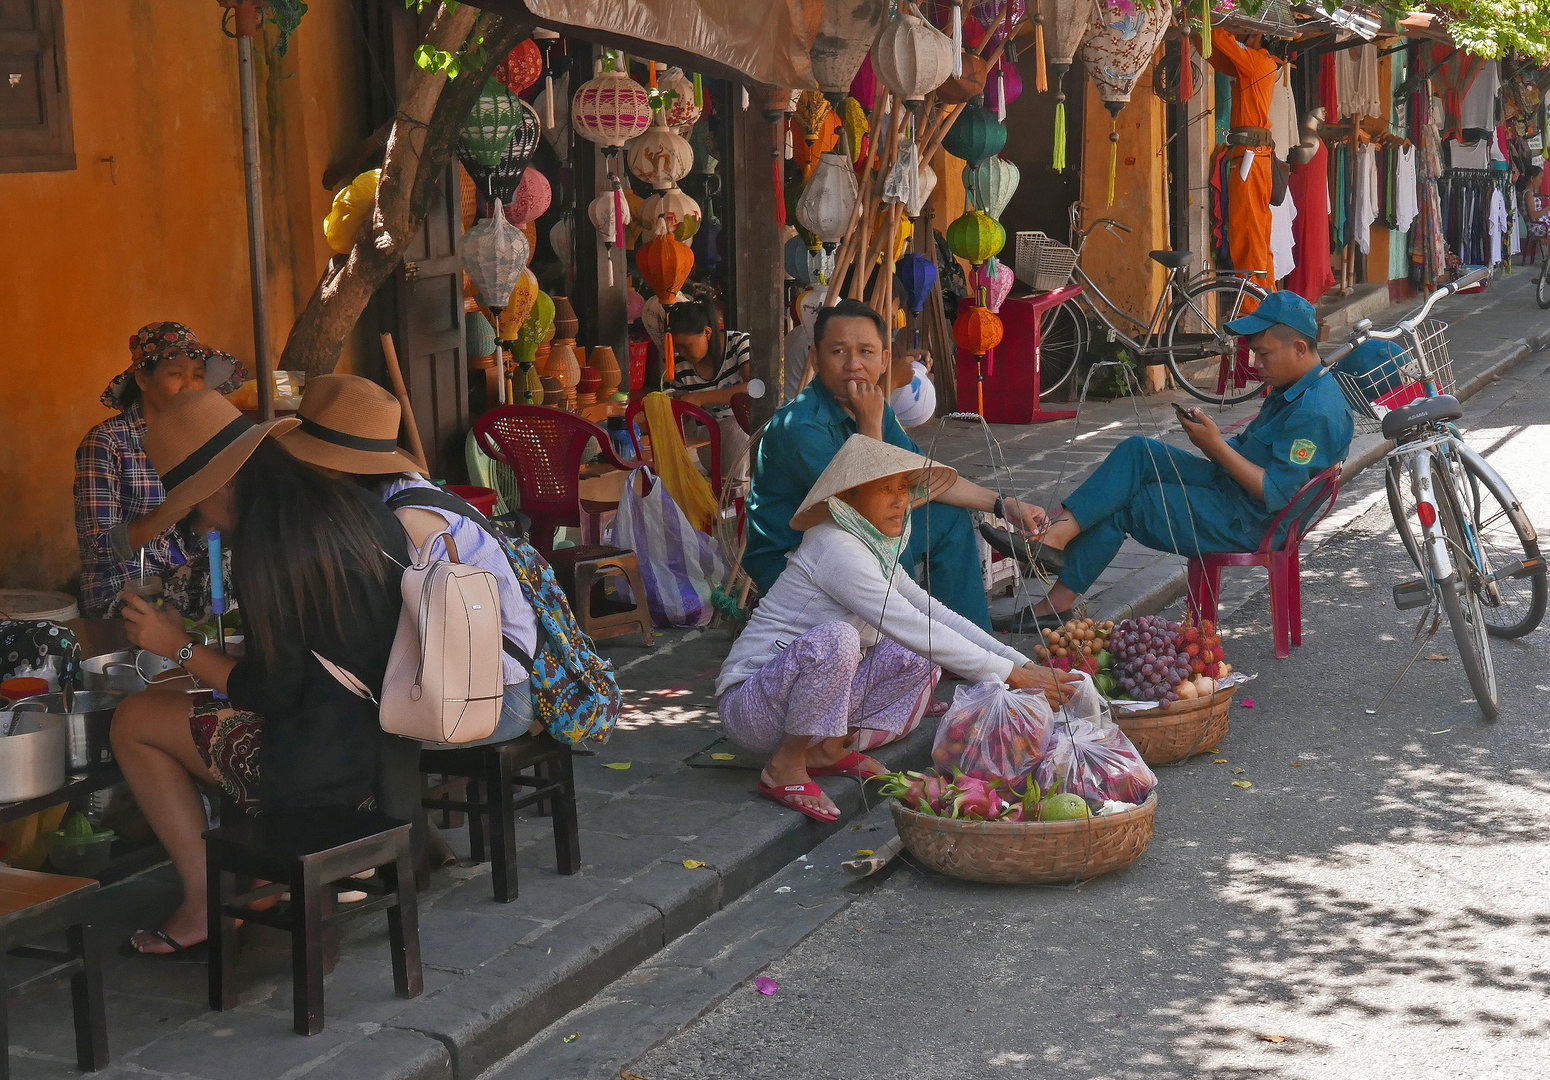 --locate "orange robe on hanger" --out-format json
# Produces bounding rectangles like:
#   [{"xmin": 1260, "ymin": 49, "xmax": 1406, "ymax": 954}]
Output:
[{"xmin": 1206, "ymin": 28, "xmax": 1282, "ymax": 312}]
